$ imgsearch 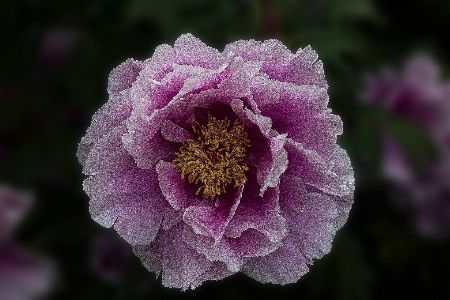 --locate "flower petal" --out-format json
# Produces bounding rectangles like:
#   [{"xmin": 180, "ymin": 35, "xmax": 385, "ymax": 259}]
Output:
[
  {"xmin": 242, "ymin": 237, "xmax": 309, "ymax": 285},
  {"xmin": 224, "ymin": 172, "xmax": 287, "ymax": 244},
  {"xmin": 77, "ymin": 92, "xmax": 132, "ymax": 166},
  {"xmin": 223, "ymin": 39, "xmax": 293, "ymax": 79},
  {"xmin": 280, "ymin": 46, "xmax": 327, "ymax": 88},
  {"xmin": 183, "ymin": 226, "xmax": 280, "ymax": 273},
  {"xmin": 160, "ymin": 119, "xmax": 195, "ymax": 142},
  {"xmin": 284, "ymin": 192, "xmax": 339, "ymax": 260},
  {"xmin": 174, "ymin": 33, "xmax": 225, "ymax": 70},
  {"xmin": 107, "ymin": 58, "xmax": 144, "ymax": 95},
  {"xmin": 133, "ymin": 223, "xmax": 212, "ymax": 291},
  {"xmin": 156, "ymin": 161, "xmax": 198, "ymax": 210},
  {"xmin": 182, "ymin": 184, "xmax": 244, "ymax": 243},
  {"xmin": 284, "ymin": 139, "xmax": 352, "ymax": 197}
]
